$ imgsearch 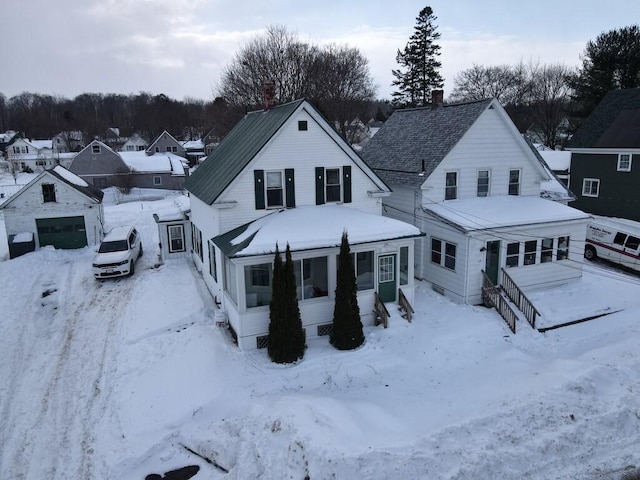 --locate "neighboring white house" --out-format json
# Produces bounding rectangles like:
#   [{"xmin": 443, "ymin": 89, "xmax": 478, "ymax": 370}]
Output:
[
  {"xmin": 0, "ymin": 165, "xmax": 104, "ymax": 255},
  {"xmin": 121, "ymin": 133, "xmax": 148, "ymax": 152},
  {"xmin": 184, "ymin": 99, "xmax": 422, "ymax": 350},
  {"xmin": 360, "ymin": 93, "xmax": 590, "ymax": 309}
]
